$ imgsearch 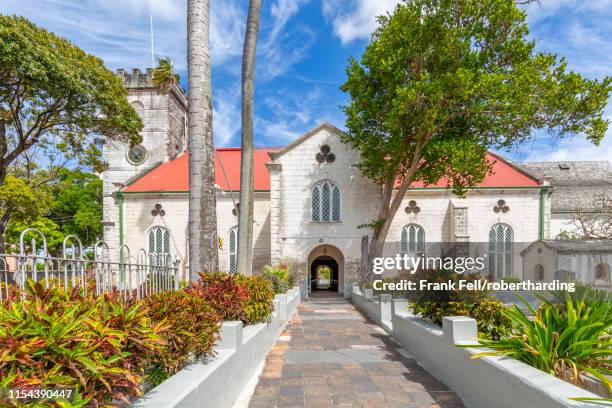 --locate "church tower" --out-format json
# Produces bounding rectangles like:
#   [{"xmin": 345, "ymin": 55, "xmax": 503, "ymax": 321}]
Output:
[{"xmin": 101, "ymin": 68, "xmax": 187, "ymax": 256}]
